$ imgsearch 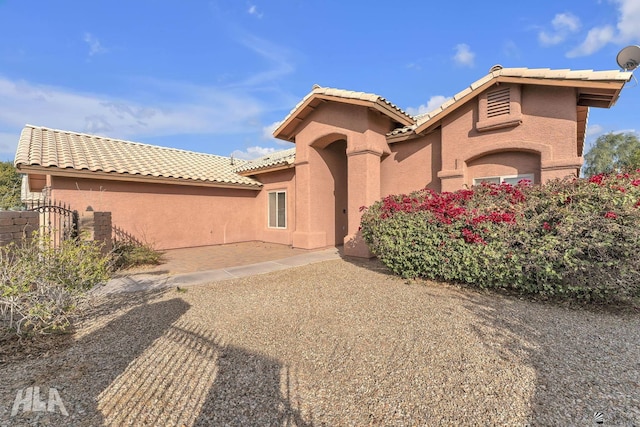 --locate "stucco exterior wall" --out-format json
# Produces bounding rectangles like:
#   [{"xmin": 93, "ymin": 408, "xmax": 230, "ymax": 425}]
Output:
[
  {"xmin": 291, "ymin": 102, "xmax": 394, "ymax": 256},
  {"xmin": 254, "ymin": 168, "xmax": 296, "ymax": 245},
  {"xmin": 437, "ymin": 84, "xmax": 580, "ymax": 190},
  {"xmin": 381, "ymin": 129, "xmax": 442, "ymax": 197},
  {"xmin": 50, "ymin": 176, "xmax": 260, "ymax": 250},
  {"xmin": 466, "ymin": 151, "xmax": 540, "ymax": 186}
]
